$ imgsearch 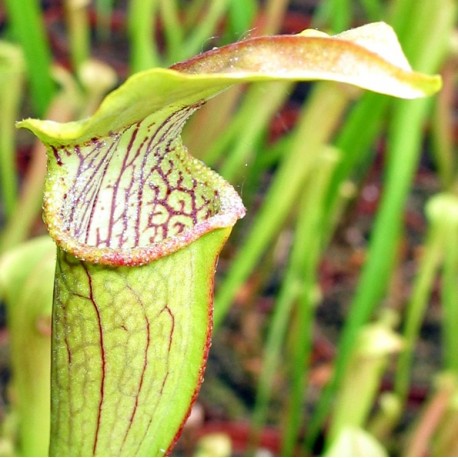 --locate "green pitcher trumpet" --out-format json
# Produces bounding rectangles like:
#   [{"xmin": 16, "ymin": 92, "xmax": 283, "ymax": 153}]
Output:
[{"xmin": 18, "ymin": 23, "xmax": 440, "ymax": 456}]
